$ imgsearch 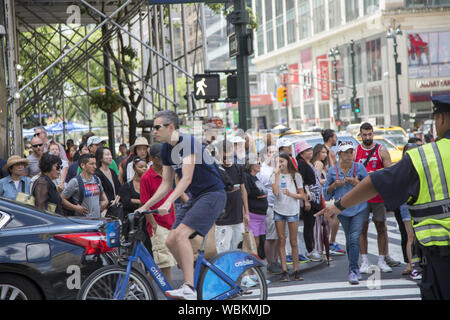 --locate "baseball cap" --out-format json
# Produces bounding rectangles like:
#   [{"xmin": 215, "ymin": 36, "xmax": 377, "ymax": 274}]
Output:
[
  {"xmin": 337, "ymin": 141, "xmax": 354, "ymax": 153},
  {"xmin": 87, "ymin": 136, "xmax": 106, "ymax": 147},
  {"xmin": 150, "ymin": 143, "xmax": 163, "ymax": 158}
]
